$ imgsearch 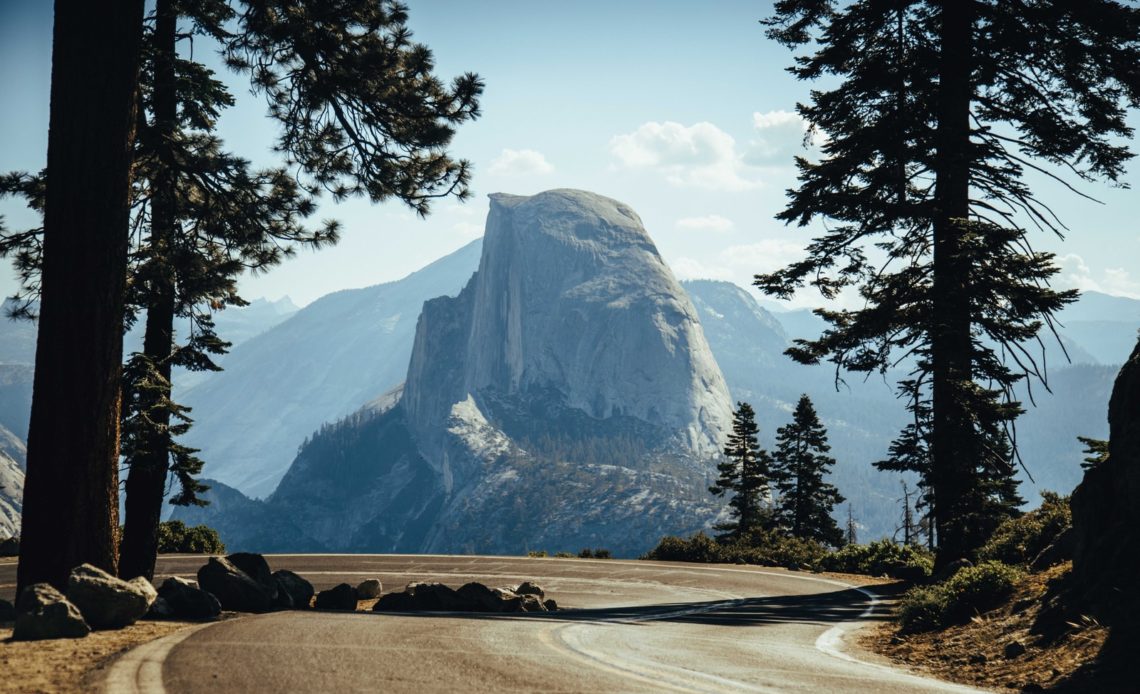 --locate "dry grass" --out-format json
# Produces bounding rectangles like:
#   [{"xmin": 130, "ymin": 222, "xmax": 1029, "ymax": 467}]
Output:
[
  {"xmin": 863, "ymin": 562, "xmax": 1111, "ymax": 692},
  {"xmin": 0, "ymin": 618, "xmax": 211, "ymax": 694}
]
